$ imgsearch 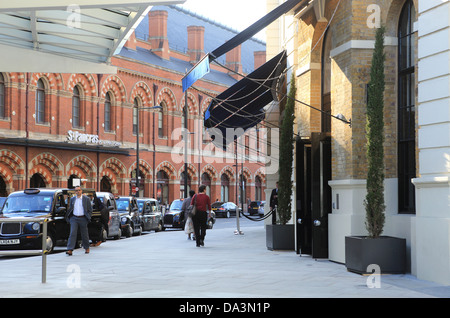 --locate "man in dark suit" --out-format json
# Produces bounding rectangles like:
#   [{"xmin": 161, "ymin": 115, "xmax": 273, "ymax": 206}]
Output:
[
  {"xmin": 66, "ymin": 186, "xmax": 92, "ymax": 255},
  {"xmin": 270, "ymin": 182, "xmax": 278, "ymax": 224}
]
